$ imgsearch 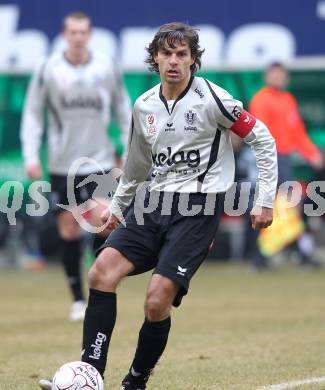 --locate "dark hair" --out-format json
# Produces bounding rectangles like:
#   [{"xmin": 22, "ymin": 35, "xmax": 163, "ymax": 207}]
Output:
[
  {"xmin": 145, "ymin": 22, "xmax": 205, "ymax": 75},
  {"xmin": 266, "ymin": 62, "xmax": 288, "ymax": 73},
  {"xmin": 63, "ymin": 11, "xmax": 92, "ymax": 31}
]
